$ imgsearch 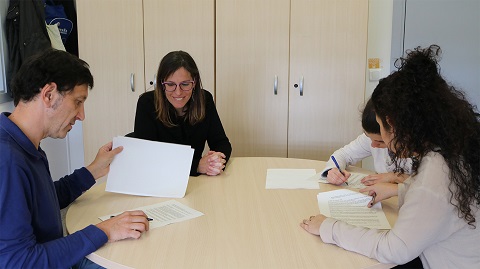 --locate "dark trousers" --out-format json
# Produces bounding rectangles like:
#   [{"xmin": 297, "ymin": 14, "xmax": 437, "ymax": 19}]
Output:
[{"xmin": 392, "ymin": 257, "xmax": 423, "ymax": 269}]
